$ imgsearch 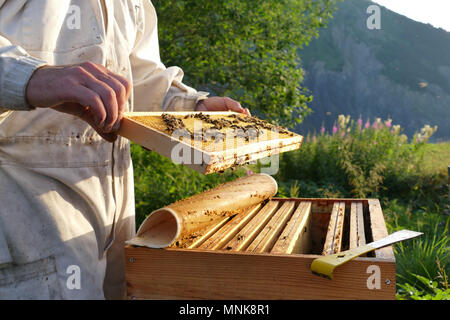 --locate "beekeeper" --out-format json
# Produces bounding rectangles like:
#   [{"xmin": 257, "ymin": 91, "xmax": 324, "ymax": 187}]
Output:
[{"xmin": 0, "ymin": 0, "xmax": 249, "ymax": 299}]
